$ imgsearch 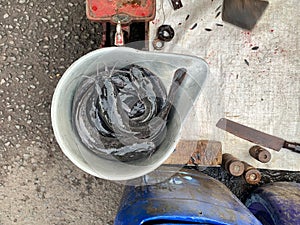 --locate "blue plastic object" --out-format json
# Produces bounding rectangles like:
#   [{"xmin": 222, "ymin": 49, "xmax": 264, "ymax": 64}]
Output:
[
  {"xmin": 246, "ymin": 182, "xmax": 300, "ymax": 225},
  {"xmin": 115, "ymin": 169, "xmax": 262, "ymax": 225}
]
